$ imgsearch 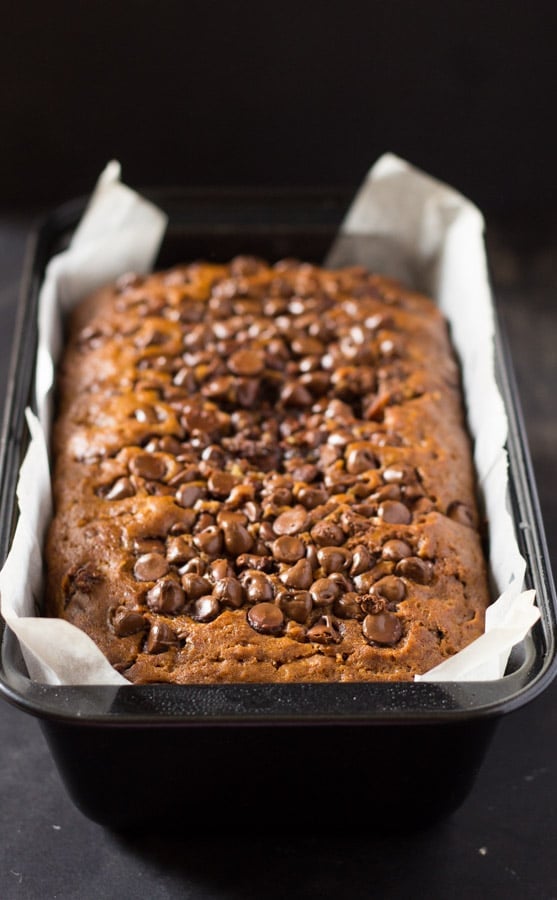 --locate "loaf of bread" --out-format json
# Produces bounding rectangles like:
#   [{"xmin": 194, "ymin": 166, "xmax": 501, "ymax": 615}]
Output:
[{"xmin": 45, "ymin": 256, "xmax": 490, "ymax": 683}]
